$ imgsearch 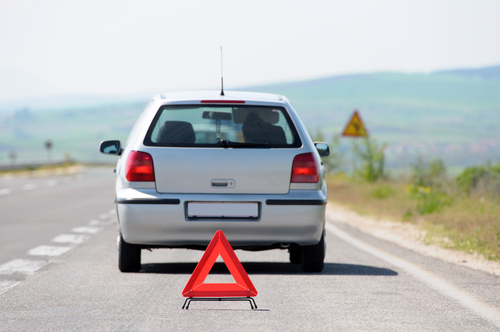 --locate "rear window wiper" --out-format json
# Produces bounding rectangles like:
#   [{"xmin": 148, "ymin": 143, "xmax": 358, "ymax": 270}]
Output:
[{"xmin": 219, "ymin": 140, "xmax": 270, "ymax": 148}]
